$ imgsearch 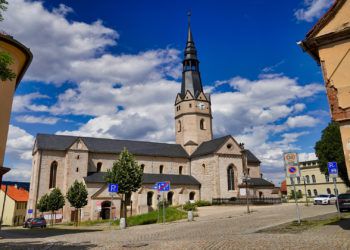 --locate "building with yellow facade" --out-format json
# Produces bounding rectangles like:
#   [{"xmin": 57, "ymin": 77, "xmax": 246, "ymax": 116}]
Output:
[
  {"xmin": 299, "ymin": 0, "xmax": 350, "ymax": 181},
  {"xmin": 286, "ymin": 160, "xmax": 349, "ymax": 199},
  {"xmin": 0, "ymin": 185, "xmax": 29, "ymax": 226},
  {"xmin": 0, "ymin": 33, "xmax": 32, "ymax": 185}
]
